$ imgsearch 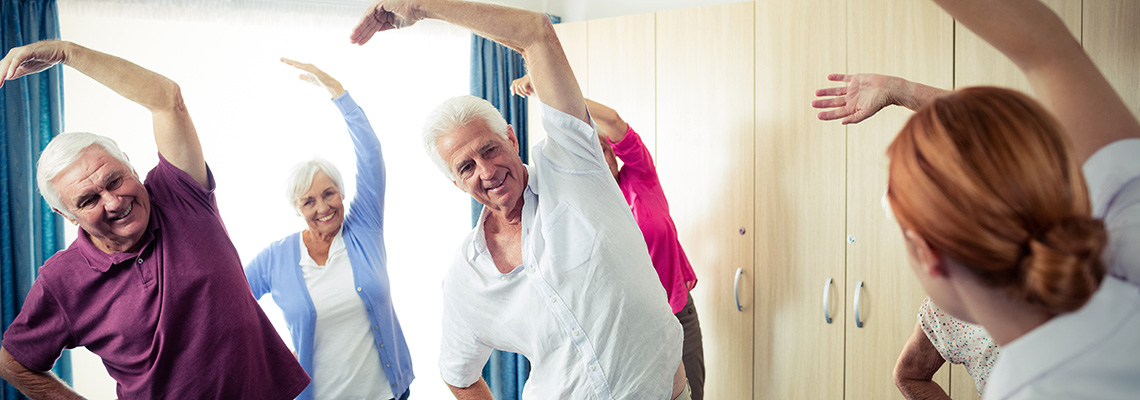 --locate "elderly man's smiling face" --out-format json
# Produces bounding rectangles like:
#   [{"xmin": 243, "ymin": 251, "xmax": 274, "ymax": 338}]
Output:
[
  {"xmin": 437, "ymin": 120, "xmax": 527, "ymax": 215},
  {"xmin": 52, "ymin": 145, "xmax": 151, "ymax": 254}
]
